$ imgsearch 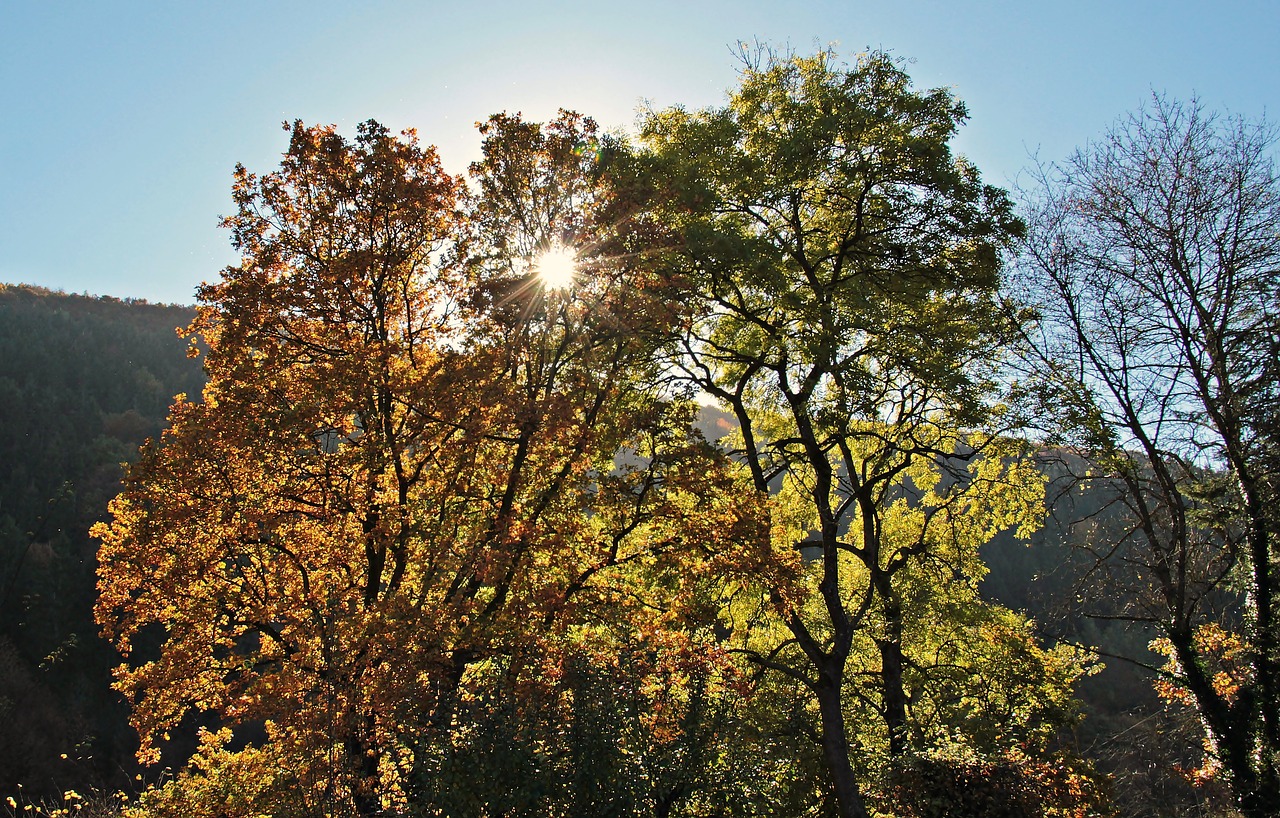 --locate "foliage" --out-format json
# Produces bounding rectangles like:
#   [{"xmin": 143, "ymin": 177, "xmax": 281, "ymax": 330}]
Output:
[
  {"xmin": 409, "ymin": 637, "xmax": 766, "ymax": 817},
  {"xmin": 3, "ymin": 786, "xmax": 123, "ymax": 818},
  {"xmin": 94, "ymin": 116, "xmax": 765, "ymax": 815},
  {"xmin": 879, "ymin": 747, "xmax": 1113, "ymax": 818},
  {"xmin": 632, "ymin": 46, "xmax": 1086, "ymax": 818}
]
